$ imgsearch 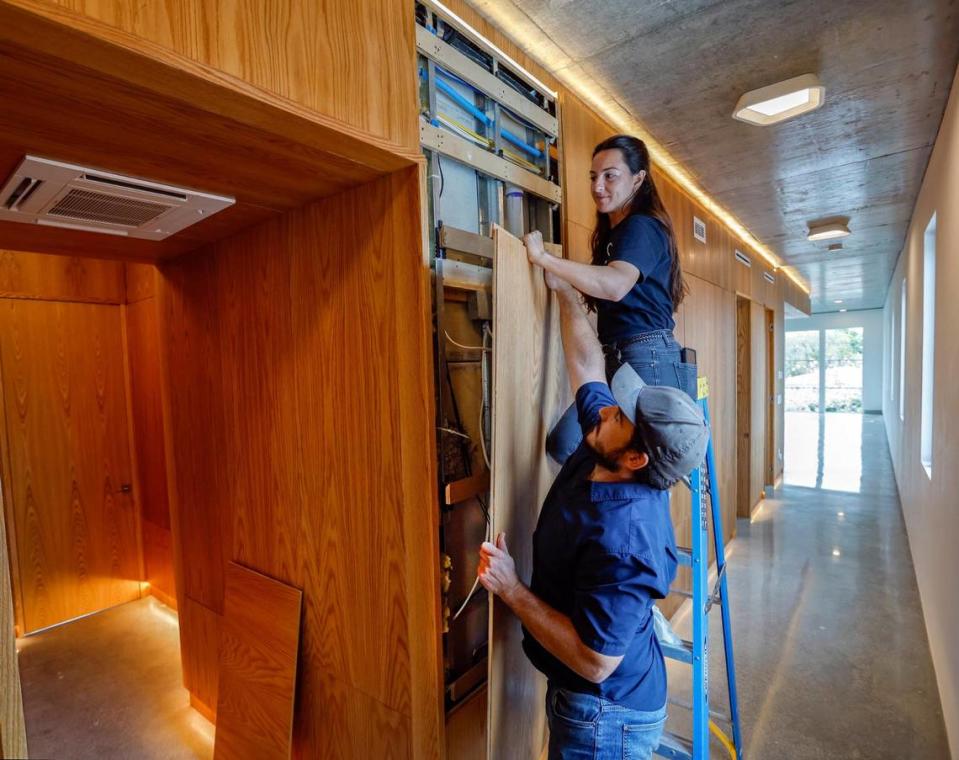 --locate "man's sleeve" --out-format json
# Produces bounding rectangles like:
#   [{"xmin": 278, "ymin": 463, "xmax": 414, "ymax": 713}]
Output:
[
  {"xmin": 570, "ymin": 548, "xmax": 657, "ymax": 656},
  {"xmin": 575, "ymin": 381, "xmax": 617, "ymax": 438},
  {"xmin": 609, "ymin": 216, "xmax": 666, "ymax": 280}
]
